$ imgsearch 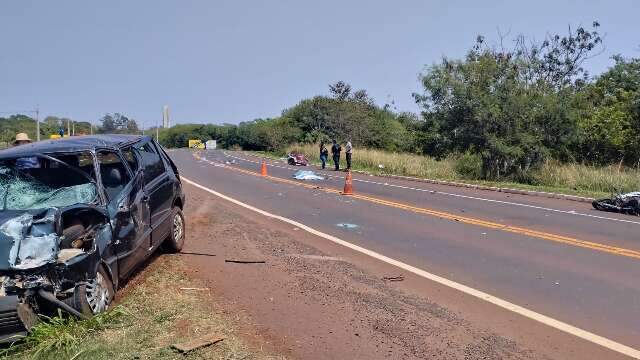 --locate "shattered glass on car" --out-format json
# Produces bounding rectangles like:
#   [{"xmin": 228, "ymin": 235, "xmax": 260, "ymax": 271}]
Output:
[
  {"xmin": 0, "ymin": 177, "xmax": 96, "ymax": 211},
  {"xmin": 0, "ymin": 154, "xmax": 97, "ymax": 211}
]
